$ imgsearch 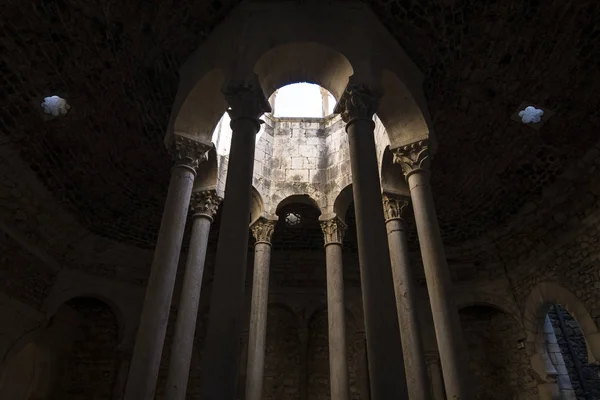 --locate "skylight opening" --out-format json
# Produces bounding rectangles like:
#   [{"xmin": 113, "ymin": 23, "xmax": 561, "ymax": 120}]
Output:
[
  {"xmin": 211, "ymin": 83, "xmax": 337, "ymax": 157},
  {"xmin": 272, "ymin": 83, "xmax": 336, "ymax": 118}
]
